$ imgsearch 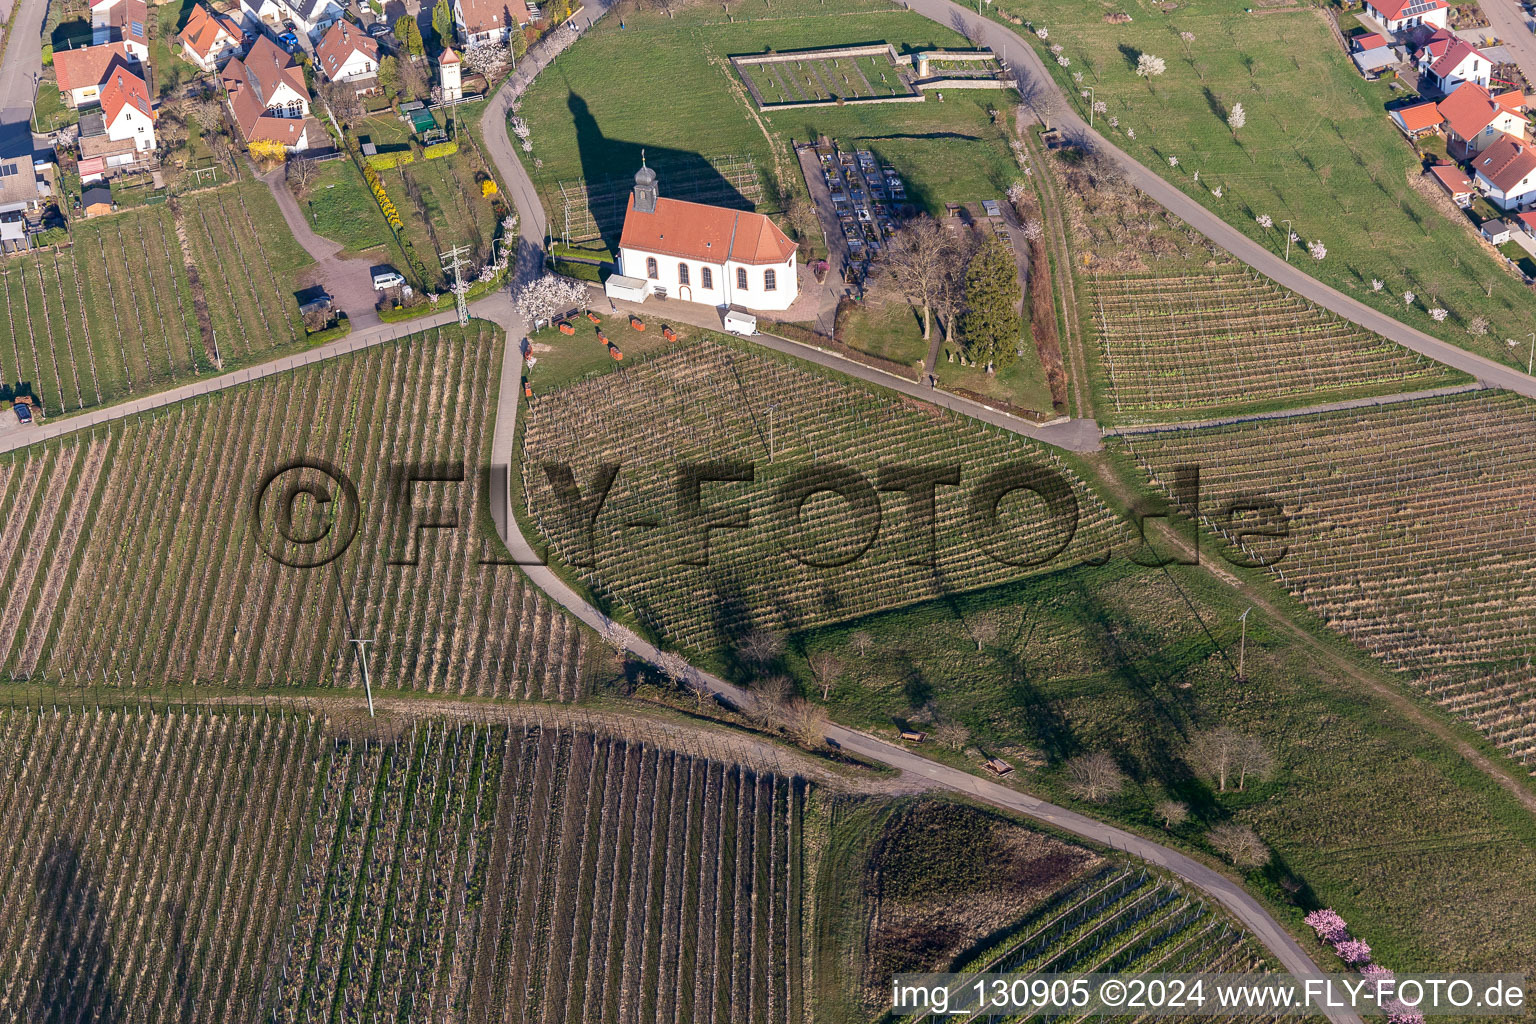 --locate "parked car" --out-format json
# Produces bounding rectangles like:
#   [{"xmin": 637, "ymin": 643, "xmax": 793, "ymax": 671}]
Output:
[
  {"xmin": 372, "ymin": 268, "xmax": 407, "ymax": 290},
  {"xmin": 367, "ymin": 21, "xmax": 390, "ymax": 36},
  {"xmin": 278, "ymin": 30, "xmax": 300, "ymax": 51}
]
